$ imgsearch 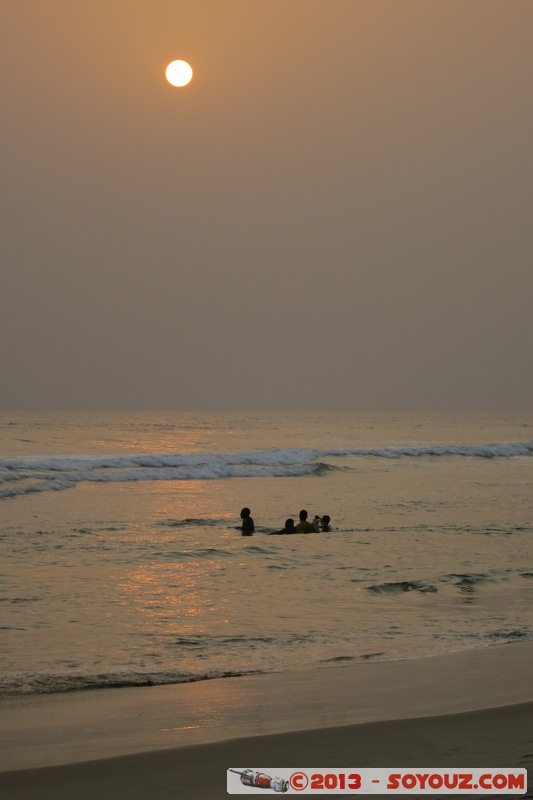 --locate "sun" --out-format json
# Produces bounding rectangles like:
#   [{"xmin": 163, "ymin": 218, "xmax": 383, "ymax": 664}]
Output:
[{"xmin": 165, "ymin": 60, "xmax": 193, "ymax": 87}]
